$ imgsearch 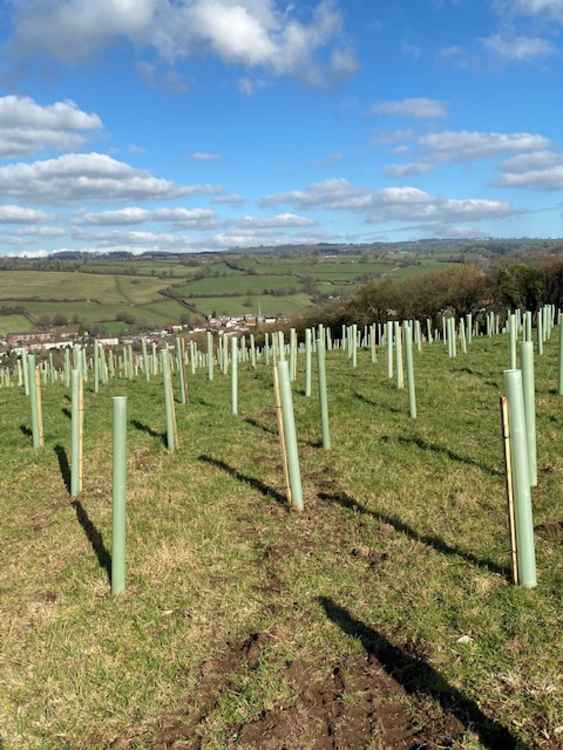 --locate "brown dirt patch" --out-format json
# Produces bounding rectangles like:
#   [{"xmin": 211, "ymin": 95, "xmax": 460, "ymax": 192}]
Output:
[
  {"xmin": 233, "ymin": 654, "xmax": 418, "ymax": 750},
  {"xmin": 121, "ymin": 633, "xmax": 272, "ymax": 750}
]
